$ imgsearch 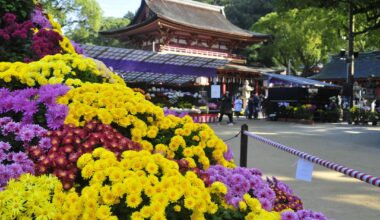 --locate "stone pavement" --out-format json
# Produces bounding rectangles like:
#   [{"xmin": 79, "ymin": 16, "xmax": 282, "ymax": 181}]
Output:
[{"xmin": 210, "ymin": 118, "xmax": 380, "ymax": 220}]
